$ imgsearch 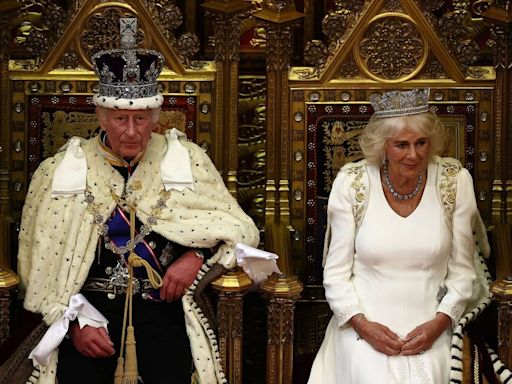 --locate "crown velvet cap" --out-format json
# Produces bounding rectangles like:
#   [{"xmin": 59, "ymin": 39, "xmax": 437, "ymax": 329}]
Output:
[
  {"xmin": 370, "ymin": 88, "xmax": 430, "ymax": 119},
  {"xmin": 91, "ymin": 18, "xmax": 164, "ymax": 110}
]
